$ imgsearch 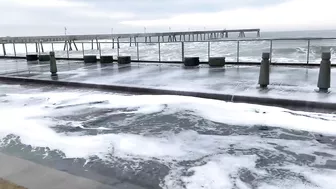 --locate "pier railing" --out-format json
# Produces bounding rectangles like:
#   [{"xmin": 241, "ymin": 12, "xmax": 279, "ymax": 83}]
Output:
[{"xmin": 1, "ymin": 37, "xmax": 336, "ymax": 65}]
